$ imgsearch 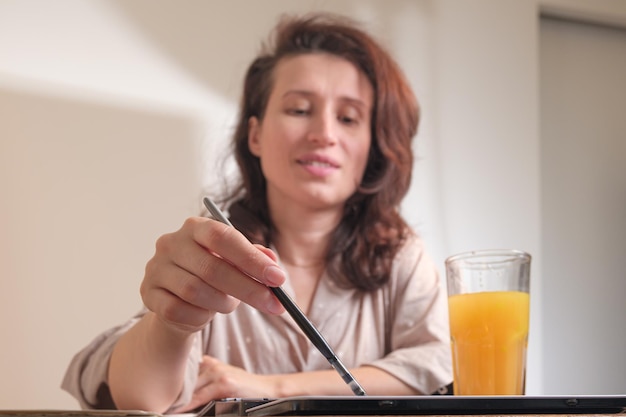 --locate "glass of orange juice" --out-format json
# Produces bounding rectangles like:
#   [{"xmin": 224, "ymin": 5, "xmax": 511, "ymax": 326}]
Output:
[{"xmin": 445, "ymin": 250, "xmax": 531, "ymax": 395}]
